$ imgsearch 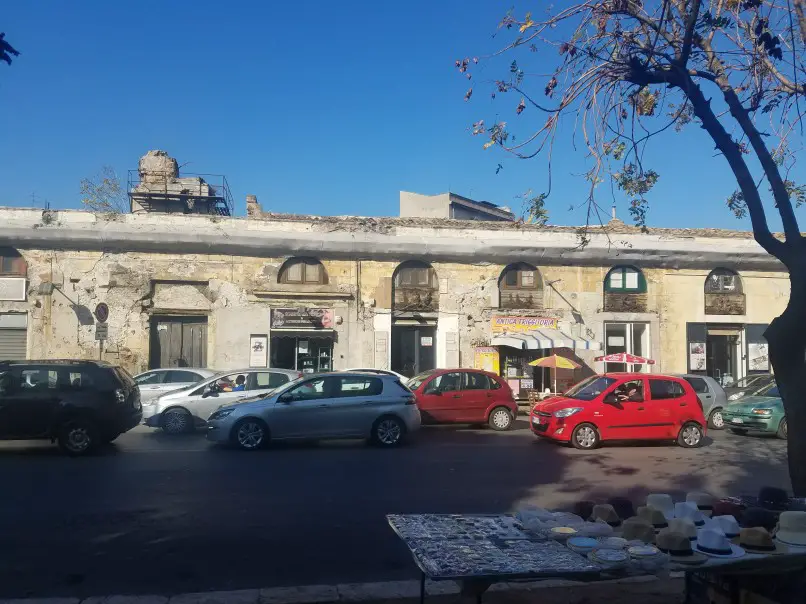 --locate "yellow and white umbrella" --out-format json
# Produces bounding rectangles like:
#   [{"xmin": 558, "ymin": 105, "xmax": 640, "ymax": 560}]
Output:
[{"xmin": 529, "ymin": 354, "xmax": 581, "ymax": 394}]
